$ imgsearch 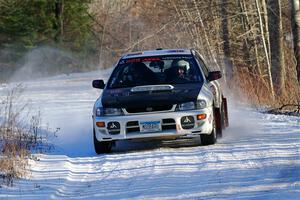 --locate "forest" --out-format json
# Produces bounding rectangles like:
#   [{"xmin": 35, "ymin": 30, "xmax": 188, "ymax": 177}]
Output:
[
  {"xmin": 1, "ymin": 0, "xmax": 300, "ymax": 191},
  {"xmin": 1, "ymin": 0, "xmax": 300, "ymax": 106}
]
